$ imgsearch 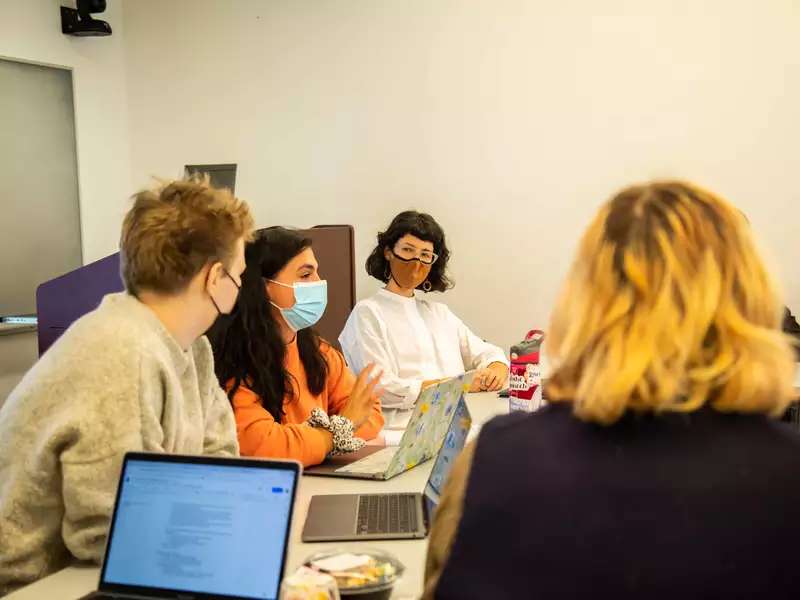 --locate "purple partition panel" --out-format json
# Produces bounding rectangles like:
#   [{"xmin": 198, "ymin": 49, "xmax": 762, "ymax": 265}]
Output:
[{"xmin": 36, "ymin": 253, "xmax": 124, "ymax": 356}]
